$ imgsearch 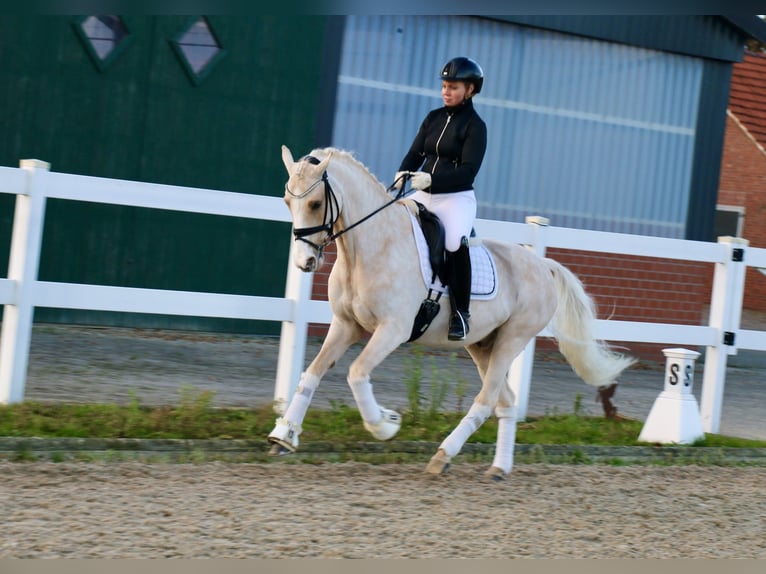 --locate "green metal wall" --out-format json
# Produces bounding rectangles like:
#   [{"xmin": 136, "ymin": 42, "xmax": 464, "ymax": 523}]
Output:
[{"xmin": 0, "ymin": 16, "xmax": 336, "ymax": 333}]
